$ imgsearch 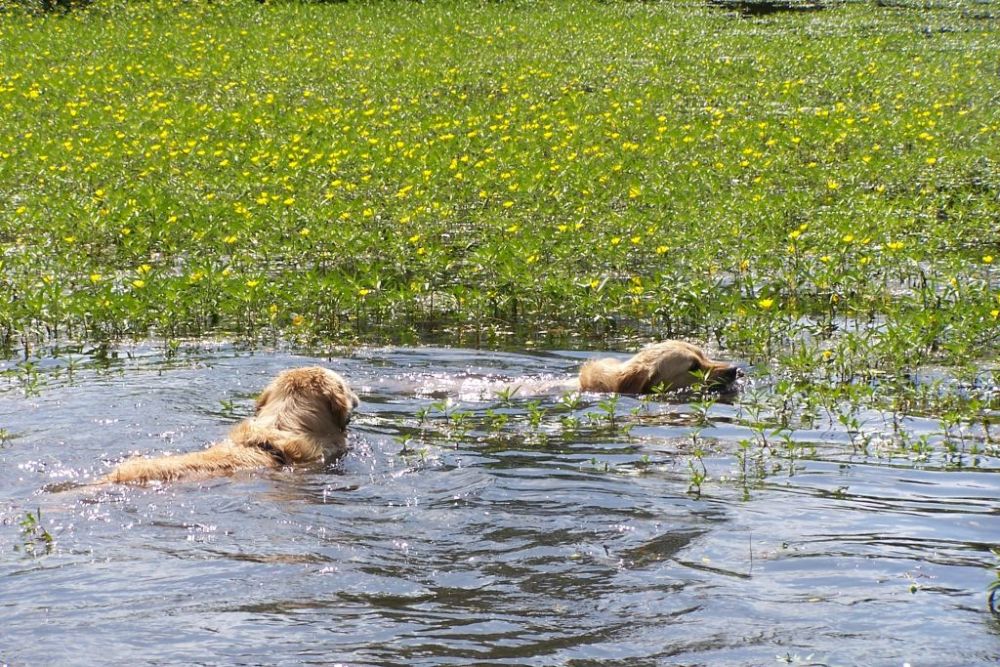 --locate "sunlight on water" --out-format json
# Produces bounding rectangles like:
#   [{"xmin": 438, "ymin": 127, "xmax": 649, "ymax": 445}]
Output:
[{"xmin": 1, "ymin": 343, "xmax": 998, "ymax": 665}]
